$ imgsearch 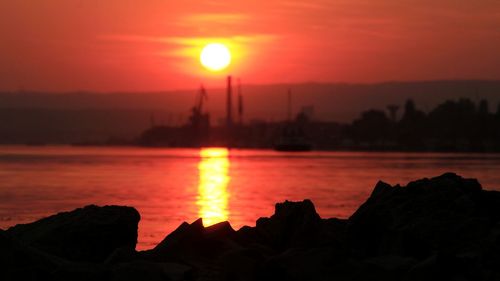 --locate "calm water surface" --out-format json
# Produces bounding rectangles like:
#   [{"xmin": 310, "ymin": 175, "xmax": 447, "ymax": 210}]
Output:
[{"xmin": 1, "ymin": 146, "xmax": 500, "ymax": 249}]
